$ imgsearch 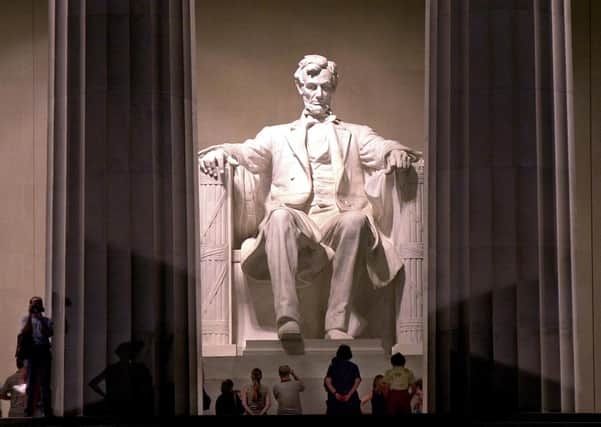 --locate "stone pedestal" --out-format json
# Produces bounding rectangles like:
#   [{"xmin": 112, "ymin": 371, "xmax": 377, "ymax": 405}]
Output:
[{"xmin": 202, "ymin": 339, "xmax": 423, "ymax": 415}]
